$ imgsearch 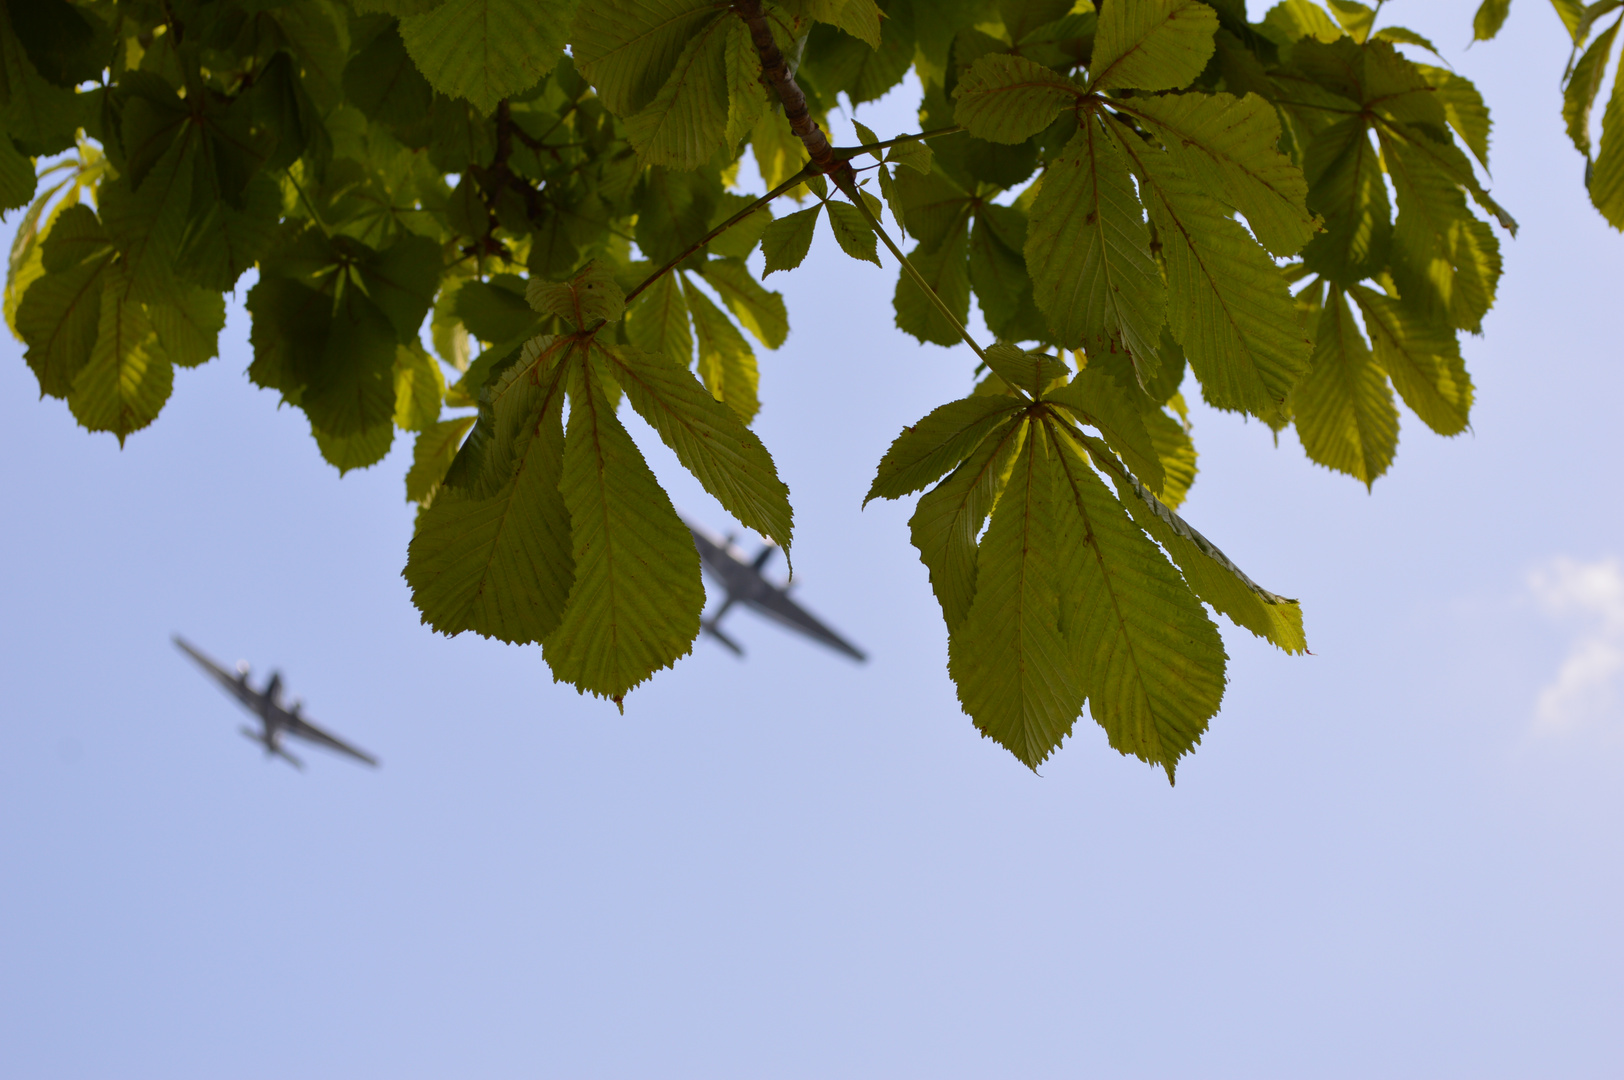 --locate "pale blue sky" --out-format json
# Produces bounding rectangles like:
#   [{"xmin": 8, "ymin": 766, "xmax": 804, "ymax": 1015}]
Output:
[{"xmin": 2, "ymin": 3, "xmax": 1620, "ymax": 1076}]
